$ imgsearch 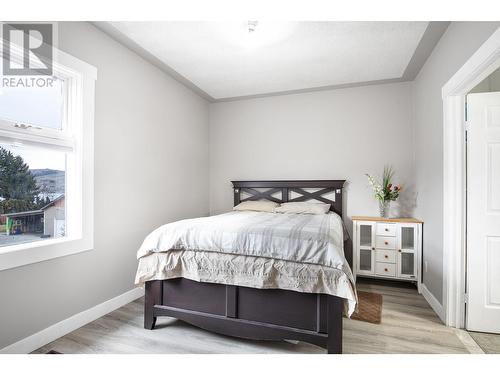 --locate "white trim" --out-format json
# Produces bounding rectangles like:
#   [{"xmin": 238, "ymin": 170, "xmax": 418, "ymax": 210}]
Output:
[
  {"xmin": 421, "ymin": 283, "xmax": 445, "ymax": 323},
  {"xmin": 442, "ymin": 26, "xmax": 500, "ymax": 328},
  {"xmin": 0, "ymin": 120, "xmax": 74, "ymax": 150},
  {"xmin": 0, "ymin": 237, "xmax": 90, "ymax": 271},
  {"xmin": 0, "ymin": 287, "xmax": 143, "ymax": 354},
  {"xmin": 442, "ymin": 95, "xmax": 467, "ymax": 328},
  {"xmin": 442, "ymin": 28, "xmax": 500, "ymax": 98},
  {"xmin": 0, "ymin": 126, "xmax": 74, "ymax": 152}
]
